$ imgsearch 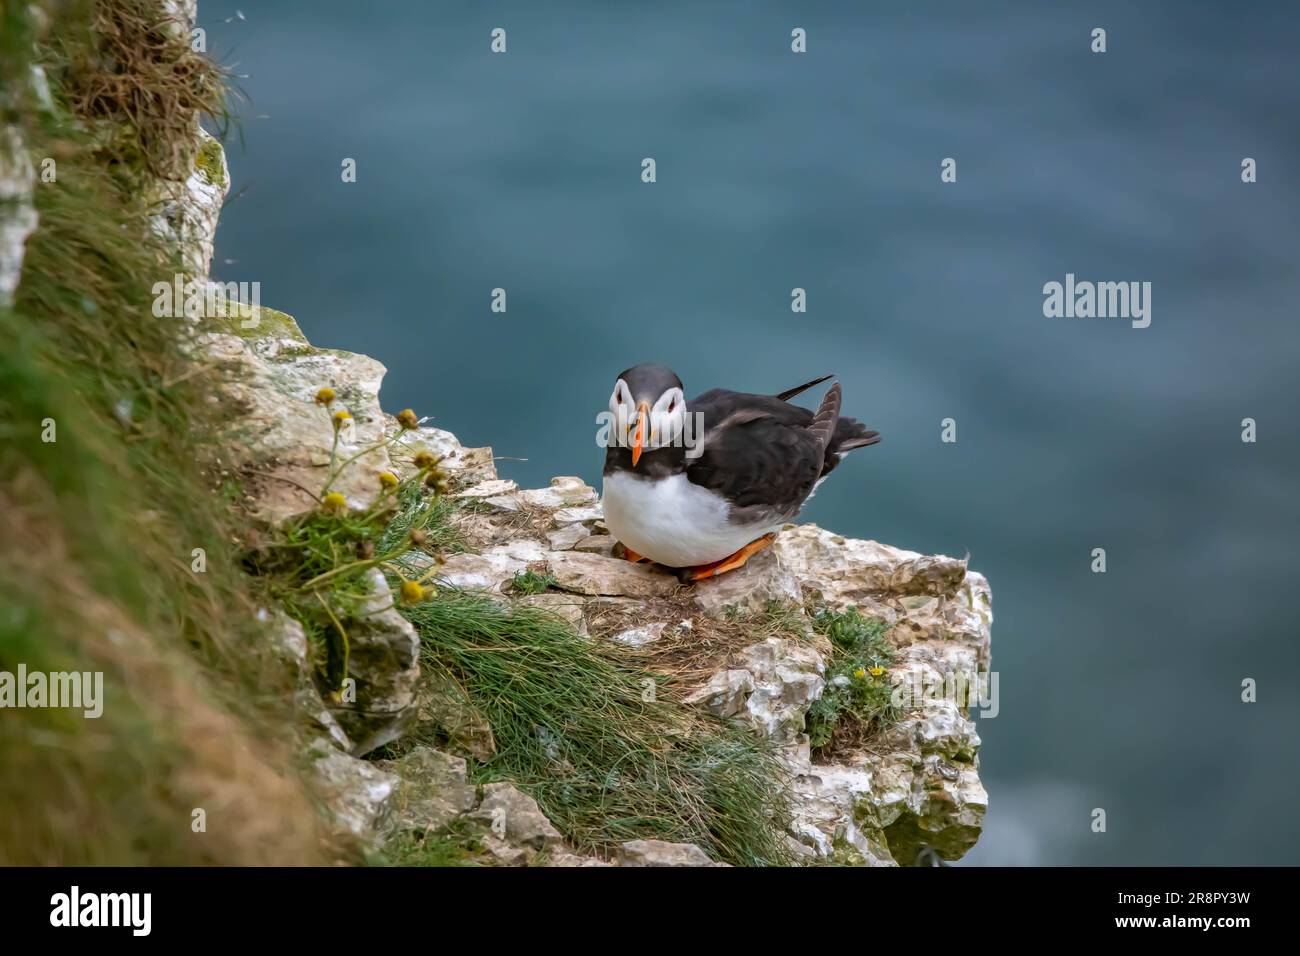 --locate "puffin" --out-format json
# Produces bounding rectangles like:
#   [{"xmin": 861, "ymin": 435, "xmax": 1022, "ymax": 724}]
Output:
[{"xmin": 601, "ymin": 363, "xmax": 880, "ymax": 581}]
